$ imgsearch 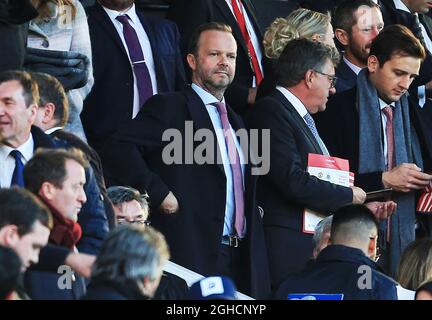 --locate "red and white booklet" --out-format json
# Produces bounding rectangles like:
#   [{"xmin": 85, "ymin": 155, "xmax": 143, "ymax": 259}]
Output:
[{"xmin": 303, "ymin": 153, "xmax": 354, "ymax": 234}]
